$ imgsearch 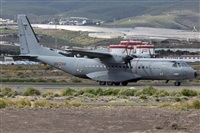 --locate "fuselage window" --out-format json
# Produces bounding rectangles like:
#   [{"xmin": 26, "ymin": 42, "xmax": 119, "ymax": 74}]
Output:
[
  {"xmin": 146, "ymin": 66, "xmax": 148, "ymax": 69},
  {"xmin": 138, "ymin": 66, "xmax": 140, "ymax": 69},
  {"xmin": 142, "ymin": 66, "xmax": 145, "ymax": 69}
]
